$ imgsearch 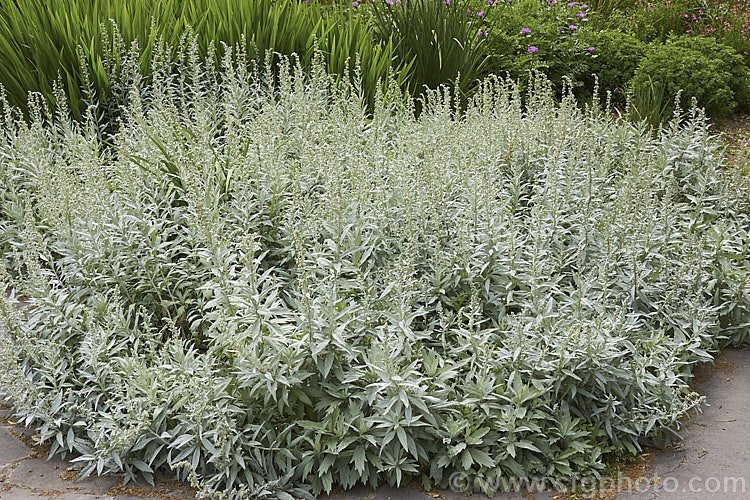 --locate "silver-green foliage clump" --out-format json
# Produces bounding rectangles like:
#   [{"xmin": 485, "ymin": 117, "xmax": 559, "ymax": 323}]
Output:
[{"xmin": 0, "ymin": 45, "xmax": 749, "ymax": 498}]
